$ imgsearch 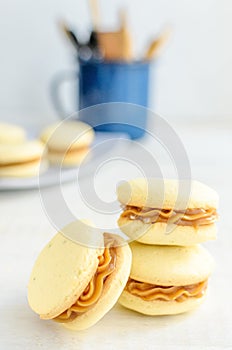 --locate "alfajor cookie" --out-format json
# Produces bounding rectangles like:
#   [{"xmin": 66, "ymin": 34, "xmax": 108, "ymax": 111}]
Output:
[
  {"xmin": 117, "ymin": 178, "xmax": 219, "ymax": 246},
  {"xmin": 0, "ymin": 122, "xmax": 26, "ymax": 144},
  {"xmin": 119, "ymin": 242, "xmax": 213, "ymax": 315},
  {"xmin": 0, "ymin": 140, "xmax": 47, "ymax": 177},
  {"xmin": 40, "ymin": 121, "xmax": 94, "ymax": 166},
  {"xmin": 28, "ymin": 221, "xmax": 132, "ymax": 330}
]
